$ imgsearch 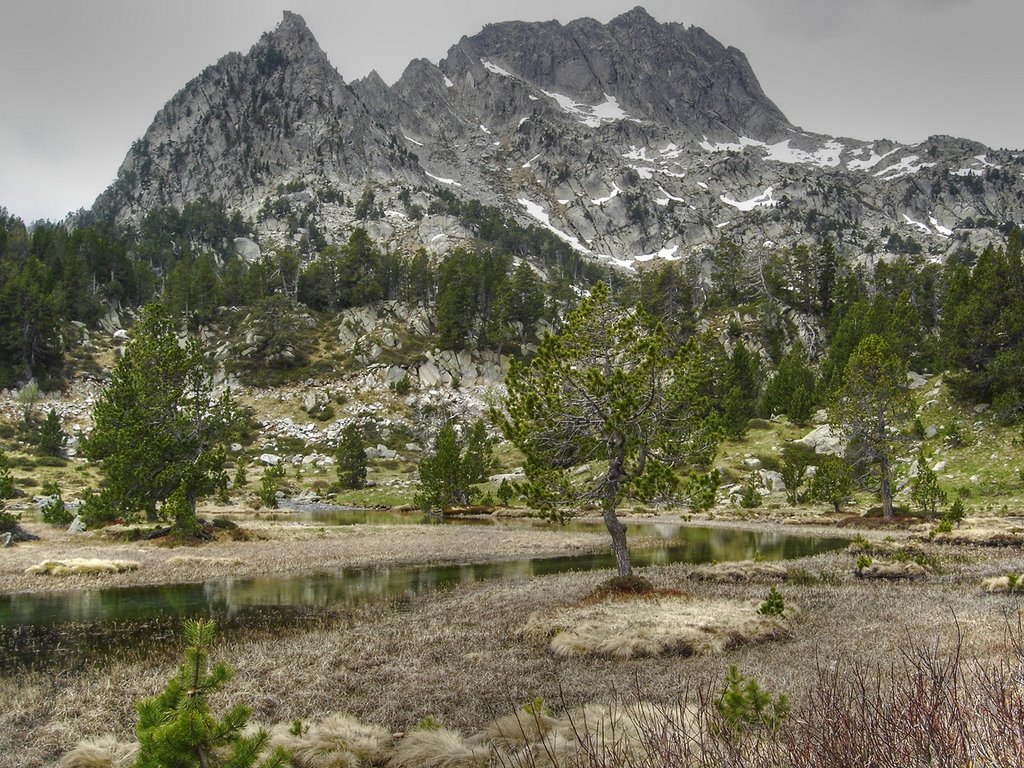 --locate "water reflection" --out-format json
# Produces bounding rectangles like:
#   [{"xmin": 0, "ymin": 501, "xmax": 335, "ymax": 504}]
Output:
[{"xmin": 0, "ymin": 524, "xmax": 846, "ymax": 669}]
